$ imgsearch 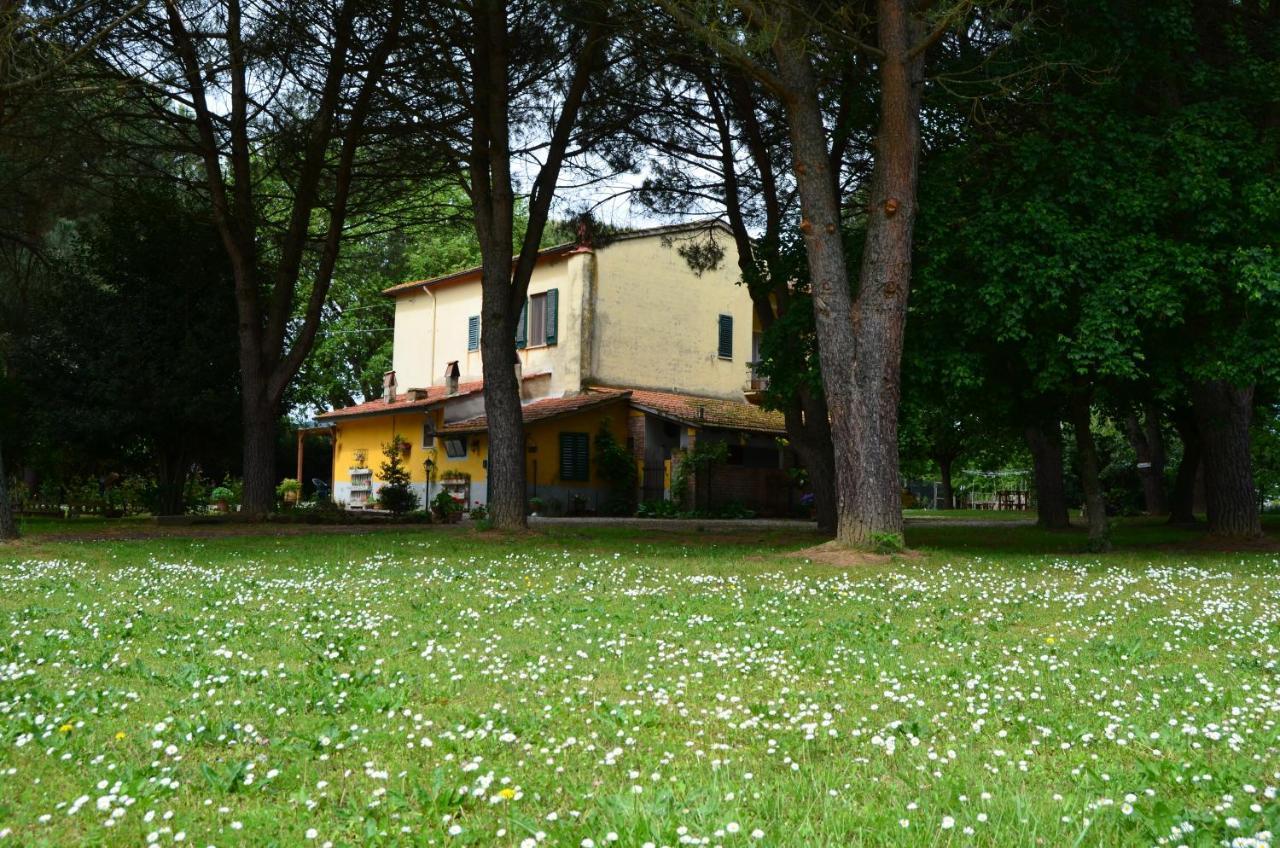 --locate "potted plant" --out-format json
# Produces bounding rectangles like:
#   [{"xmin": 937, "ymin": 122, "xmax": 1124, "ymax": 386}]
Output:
[
  {"xmin": 432, "ymin": 490, "xmax": 463, "ymax": 523},
  {"xmin": 276, "ymin": 478, "xmax": 302, "ymax": 508},
  {"xmin": 528, "ymin": 496, "xmax": 545, "ymax": 516},
  {"xmin": 210, "ymin": 486, "xmax": 234, "ymax": 513}
]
